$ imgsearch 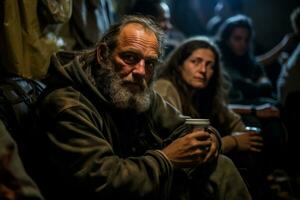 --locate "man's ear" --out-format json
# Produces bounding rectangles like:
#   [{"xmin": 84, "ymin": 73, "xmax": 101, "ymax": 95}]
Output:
[{"xmin": 96, "ymin": 43, "xmax": 109, "ymax": 64}]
